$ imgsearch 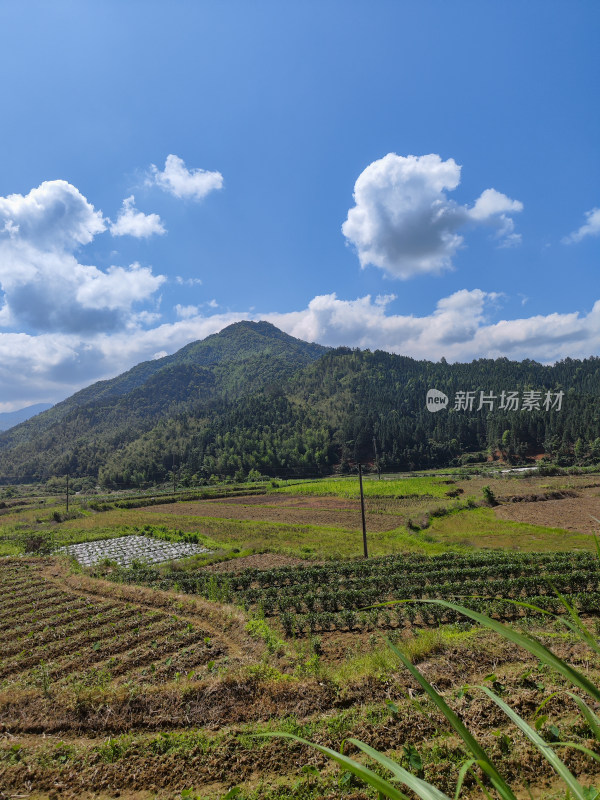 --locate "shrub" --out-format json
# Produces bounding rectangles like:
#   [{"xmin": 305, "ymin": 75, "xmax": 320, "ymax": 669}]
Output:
[
  {"xmin": 22, "ymin": 531, "xmax": 54, "ymax": 554},
  {"xmin": 482, "ymin": 485, "xmax": 498, "ymax": 506},
  {"xmin": 245, "ymin": 618, "xmax": 285, "ymax": 655}
]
